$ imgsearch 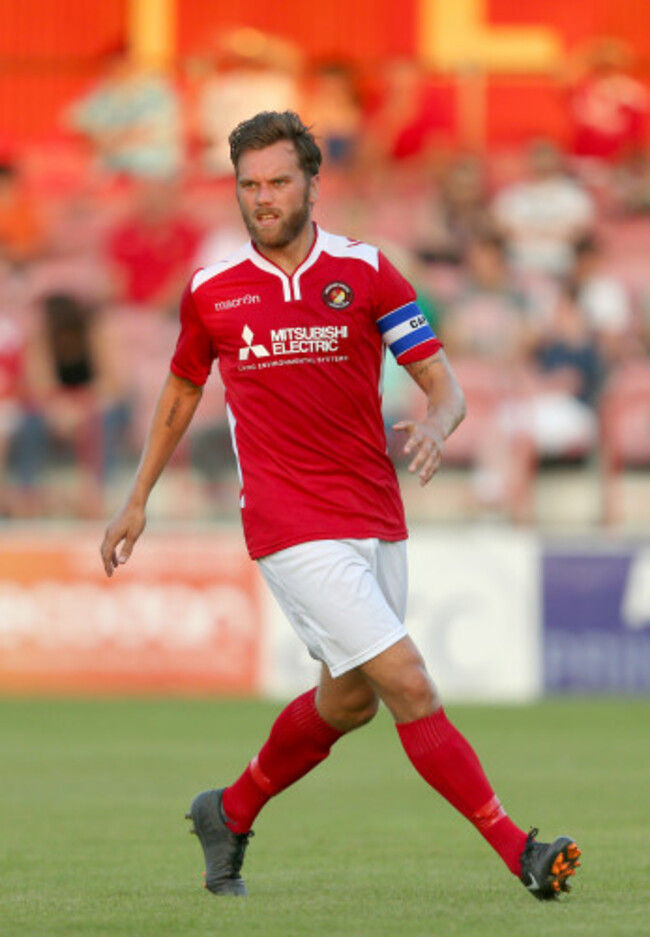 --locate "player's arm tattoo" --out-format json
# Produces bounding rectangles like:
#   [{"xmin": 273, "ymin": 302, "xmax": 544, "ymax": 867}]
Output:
[
  {"xmin": 405, "ymin": 358, "xmax": 437, "ymax": 382},
  {"xmin": 404, "ymin": 353, "xmax": 442, "ymax": 388},
  {"xmin": 165, "ymin": 396, "xmax": 181, "ymax": 428}
]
